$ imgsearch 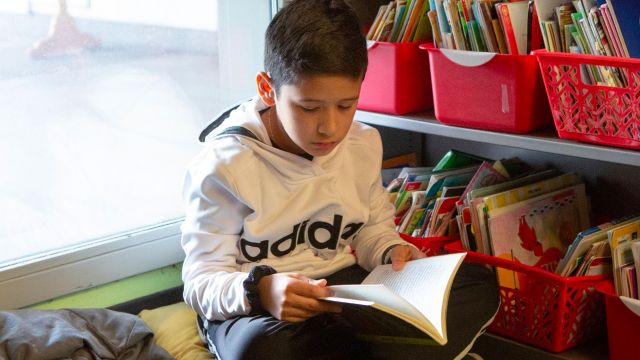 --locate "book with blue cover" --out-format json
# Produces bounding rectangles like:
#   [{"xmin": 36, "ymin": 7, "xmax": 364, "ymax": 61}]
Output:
[{"xmin": 608, "ymin": 0, "xmax": 640, "ymax": 58}]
